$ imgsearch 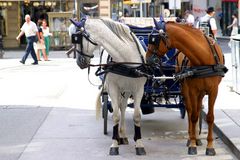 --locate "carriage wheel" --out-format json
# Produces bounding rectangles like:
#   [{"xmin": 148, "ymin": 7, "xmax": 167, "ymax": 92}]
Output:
[{"xmin": 102, "ymin": 93, "xmax": 108, "ymax": 135}]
